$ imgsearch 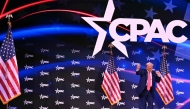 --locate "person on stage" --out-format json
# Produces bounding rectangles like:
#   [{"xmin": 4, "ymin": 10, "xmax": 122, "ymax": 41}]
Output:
[{"xmin": 136, "ymin": 62, "xmax": 161, "ymax": 109}]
